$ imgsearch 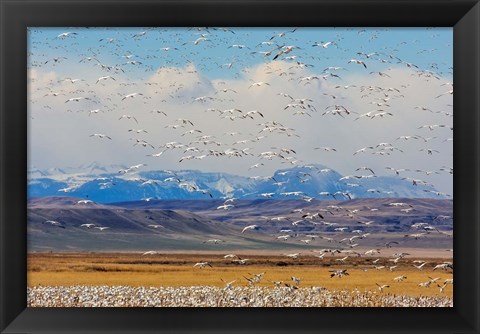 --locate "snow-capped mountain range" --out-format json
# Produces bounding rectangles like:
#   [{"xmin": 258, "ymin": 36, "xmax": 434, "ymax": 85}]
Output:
[{"xmin": 28, "ymin": 162, "xmax": 448, "ymax": 203}]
